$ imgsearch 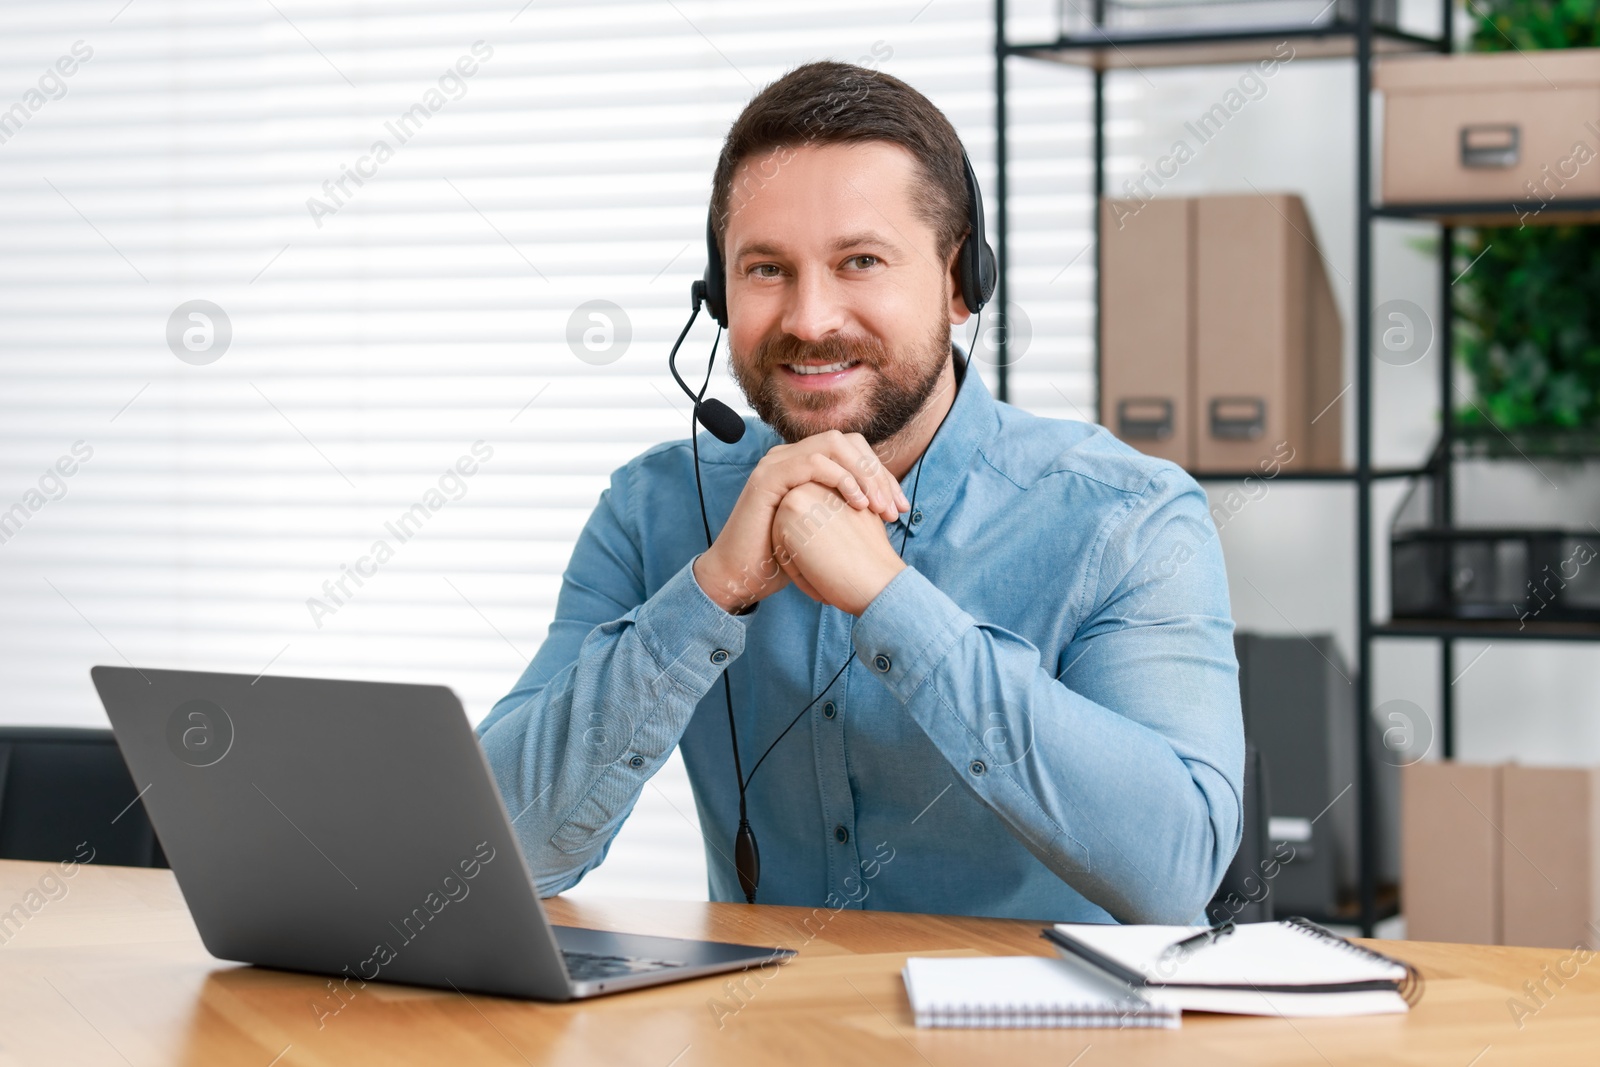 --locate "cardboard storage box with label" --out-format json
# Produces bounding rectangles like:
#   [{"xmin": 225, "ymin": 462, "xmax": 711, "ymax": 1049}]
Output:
[
  {"xmin": 1376, "ymin": 49, "xmax": 1600, "ymax": 212},
  {"xmin": 1099, "ymin": 193, "xmax": 1343, "ymax": 472}
]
